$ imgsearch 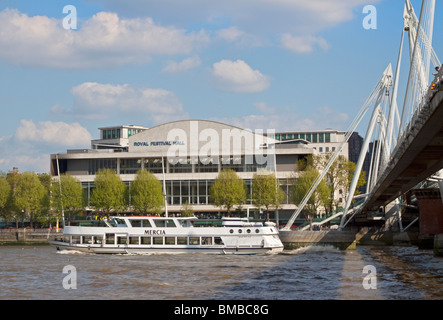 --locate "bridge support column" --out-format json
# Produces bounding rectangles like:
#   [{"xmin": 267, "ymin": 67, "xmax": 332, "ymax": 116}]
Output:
[{"xmin": 434, "ymin": 234, "xmax": 443, "ymax": 257}]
